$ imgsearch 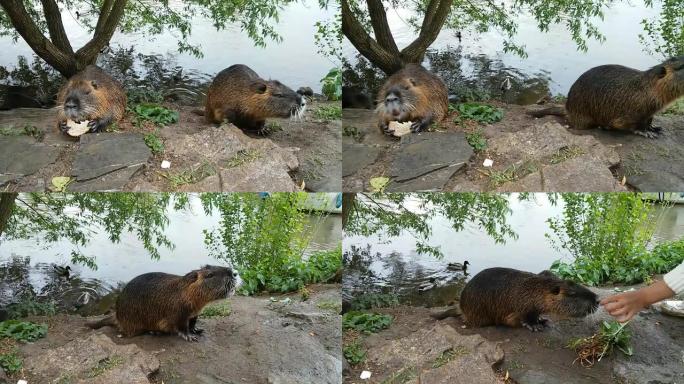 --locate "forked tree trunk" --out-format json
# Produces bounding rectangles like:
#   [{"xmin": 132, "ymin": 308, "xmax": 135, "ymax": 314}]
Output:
[
  {"xmin": 0, "ymin": 0, "xmax": 128, "ymax": 77},
  {"xmin": 342, "ymin": 0, "xmax": 453, "ymax": 74},
  {"xmin": 0, "ymin": 192, "xmax": 18, "ymax": 238},
  {"xmin": 342, "ymin": 193, "xmax": 356, "ymax": 229}
]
